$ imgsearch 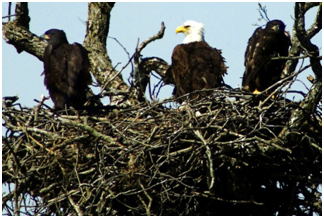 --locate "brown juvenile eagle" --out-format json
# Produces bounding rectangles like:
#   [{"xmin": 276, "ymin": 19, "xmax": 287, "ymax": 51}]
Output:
[
  {"xmin": 166, "ymin": 20, "xmax": 227, "ymax": 103},
  {"xmin": 242, "ymin": 20, "xmax": 291, "ymax": 94},
  {"xmin": 41, "ymin": 29, "xmax": 92, "ymax": 110}
]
